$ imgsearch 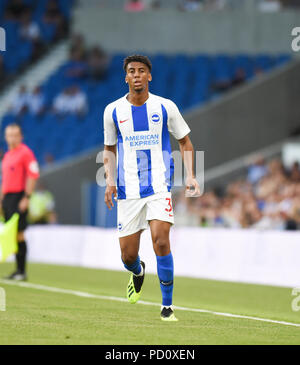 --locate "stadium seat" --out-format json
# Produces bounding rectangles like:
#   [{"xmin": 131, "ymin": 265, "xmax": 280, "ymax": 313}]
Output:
[
  {"xmin": 0, "ymin": 0, "xmax": 74, "ymax": 77},
  {"xmin": 1, "ymin": 52, "xmax": 291, "ymax": 165}
]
